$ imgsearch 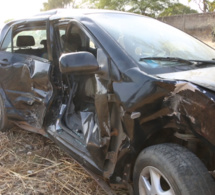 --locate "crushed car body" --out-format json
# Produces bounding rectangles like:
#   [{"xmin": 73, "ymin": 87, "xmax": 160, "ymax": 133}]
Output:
[{"xmin": 0, "ymin": 9, "xmax": 215, "ymax": 195}]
